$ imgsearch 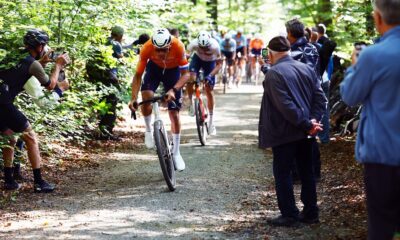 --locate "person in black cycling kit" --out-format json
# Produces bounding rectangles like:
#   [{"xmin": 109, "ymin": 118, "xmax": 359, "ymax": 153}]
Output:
[{"xmin": 0, "ymin": 29, "xmax": 69, "ymax": 192}]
